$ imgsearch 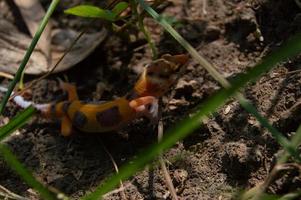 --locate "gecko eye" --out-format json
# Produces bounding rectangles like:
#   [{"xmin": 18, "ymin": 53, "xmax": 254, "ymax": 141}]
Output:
[
  {"xmin": 147, "ymin": 71, "xmax": 155, "ymax": 77},
  {"xmin": 158, "ymin": 74, "xmax": 169, "ymax": 79}
]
